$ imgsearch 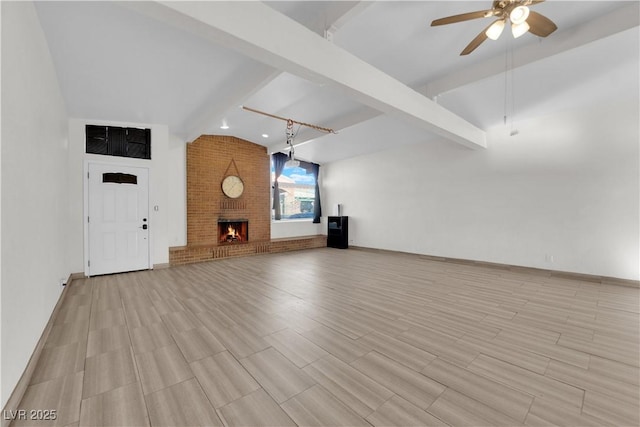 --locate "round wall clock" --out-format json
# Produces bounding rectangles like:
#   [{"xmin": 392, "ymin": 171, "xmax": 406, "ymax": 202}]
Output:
[{"xmin": 221, "ymin": 175, "xmax": 244, "ymax": 199}]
